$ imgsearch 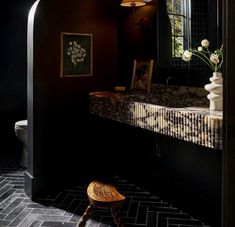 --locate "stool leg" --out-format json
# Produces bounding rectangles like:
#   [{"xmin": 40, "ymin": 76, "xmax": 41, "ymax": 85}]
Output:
[
  {"xmin": 111, "ymin": 207, "xmax": 124, "ymax": 227},
  {"xmin": 77, "ymin": 203, "xmax": 94, "ymax": 227}
]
